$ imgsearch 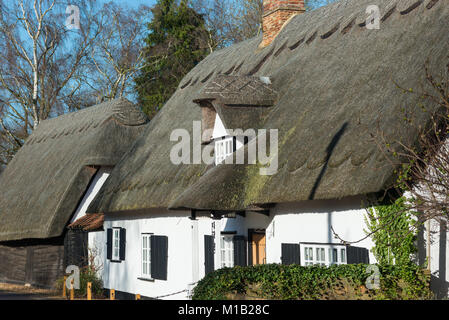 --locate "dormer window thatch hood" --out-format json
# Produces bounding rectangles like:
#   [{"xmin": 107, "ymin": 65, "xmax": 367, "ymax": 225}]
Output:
[{"xmin": 193, "ymin": 74, "xmax": 278, "ymax": 144}]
